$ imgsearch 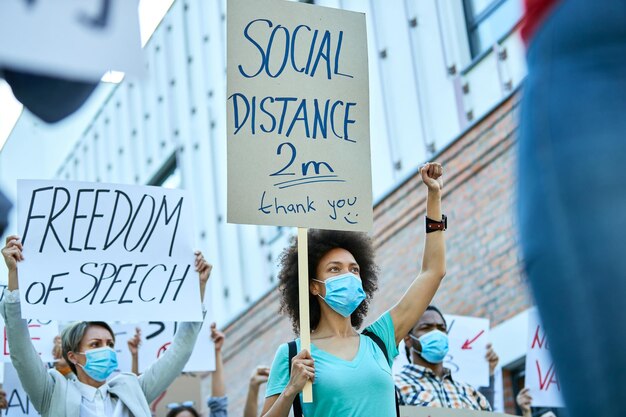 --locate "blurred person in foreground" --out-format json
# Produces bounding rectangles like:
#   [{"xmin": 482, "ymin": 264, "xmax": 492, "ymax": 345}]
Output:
[{"xmin": 518, "ymin": 1, "xmax": 626, "ymax": 416}]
